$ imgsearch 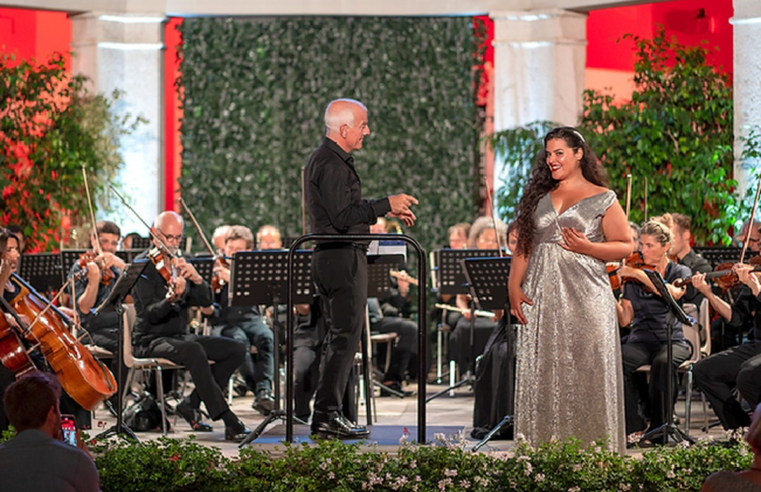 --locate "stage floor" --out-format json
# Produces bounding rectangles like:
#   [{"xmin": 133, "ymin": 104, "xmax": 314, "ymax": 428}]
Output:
[{"xmin": 91, "ymin": 380, "xmax": 733, "ymax": 457}]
